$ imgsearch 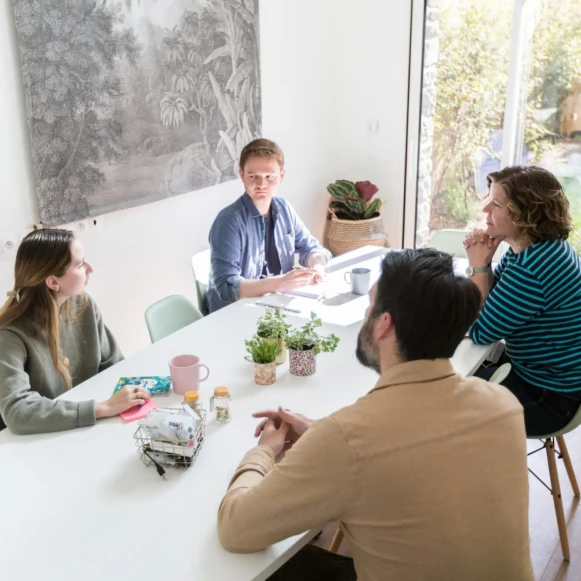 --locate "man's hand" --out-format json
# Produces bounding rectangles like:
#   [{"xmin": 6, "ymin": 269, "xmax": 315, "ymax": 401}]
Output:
[
  {"xmin": 276, "ymin": 268, "xmax": 318, "ymax": 291},
  {"xmin": 310, "ymin": 263, "xmax": 326, "ymax": 285},
  {"xmin": 253, "ymin": 407, "xmax": 313, "ymax": 450},
  {"xmin": 258, "ymin": 419, "xmax": 290, "ymax": 456}
]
